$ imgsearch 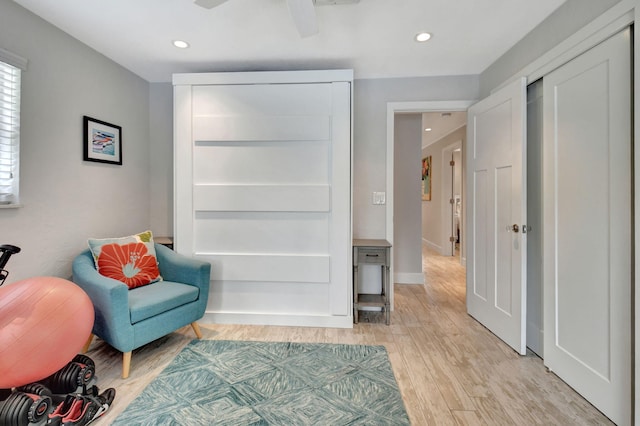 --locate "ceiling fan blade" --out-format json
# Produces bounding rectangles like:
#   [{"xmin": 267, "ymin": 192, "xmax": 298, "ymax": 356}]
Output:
[
  {"xmin": 286, "ymin": 0, "xmax": 318, "ymax": 38},
  {"xmin": 194, "ymin": 0, "xmax": 229, "ymax": 9}
]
